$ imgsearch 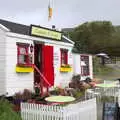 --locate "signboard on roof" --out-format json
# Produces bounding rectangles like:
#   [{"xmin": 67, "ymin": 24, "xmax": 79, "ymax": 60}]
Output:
[{"xmin": 30, "ymin": 25, "xmax": 62, "ymax": 40}]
